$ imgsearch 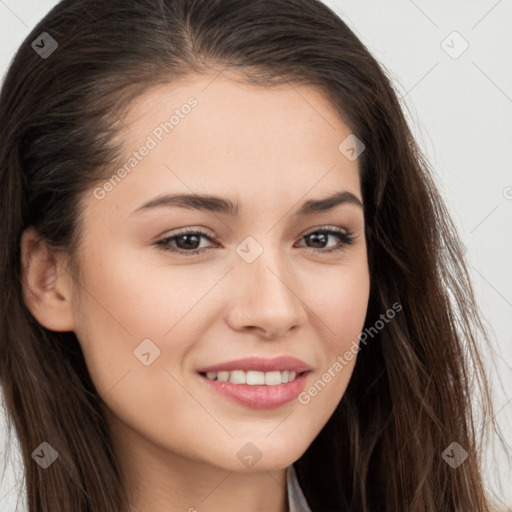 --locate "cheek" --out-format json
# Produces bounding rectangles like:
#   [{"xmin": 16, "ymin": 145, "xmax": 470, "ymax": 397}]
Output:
[
  {"xmin": 71, "ymin": 245, "xmax": 235, "ymax": 405},
  {"xmin": 71, "ymin": 253, "xmax": 210, "ymax": 451},
  {"xmin": 78, "ymin": 245, "xmax": 228, "ymax": 337},
  {"xmin": 311, "ymin": 258, "xmax": 370, "ymax": 348},
  {"xmin": 301, "ymin": 260, "xmax": 370, "ymax": 405}
]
